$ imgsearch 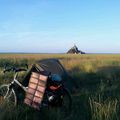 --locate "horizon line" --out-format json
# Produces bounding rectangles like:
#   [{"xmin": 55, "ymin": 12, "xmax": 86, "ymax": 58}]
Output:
[{"xmin": 0, "ymin": 52, "xmax": 120, "ymax": 54}]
